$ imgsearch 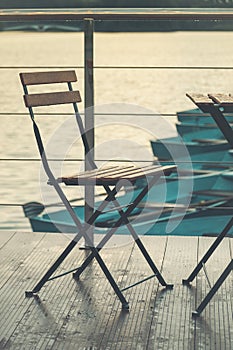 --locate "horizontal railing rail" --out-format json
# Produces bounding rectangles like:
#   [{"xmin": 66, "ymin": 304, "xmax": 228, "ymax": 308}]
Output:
[{"xmin": 2, "ymin": 66, "xmax": 233, "ymax": 69}]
